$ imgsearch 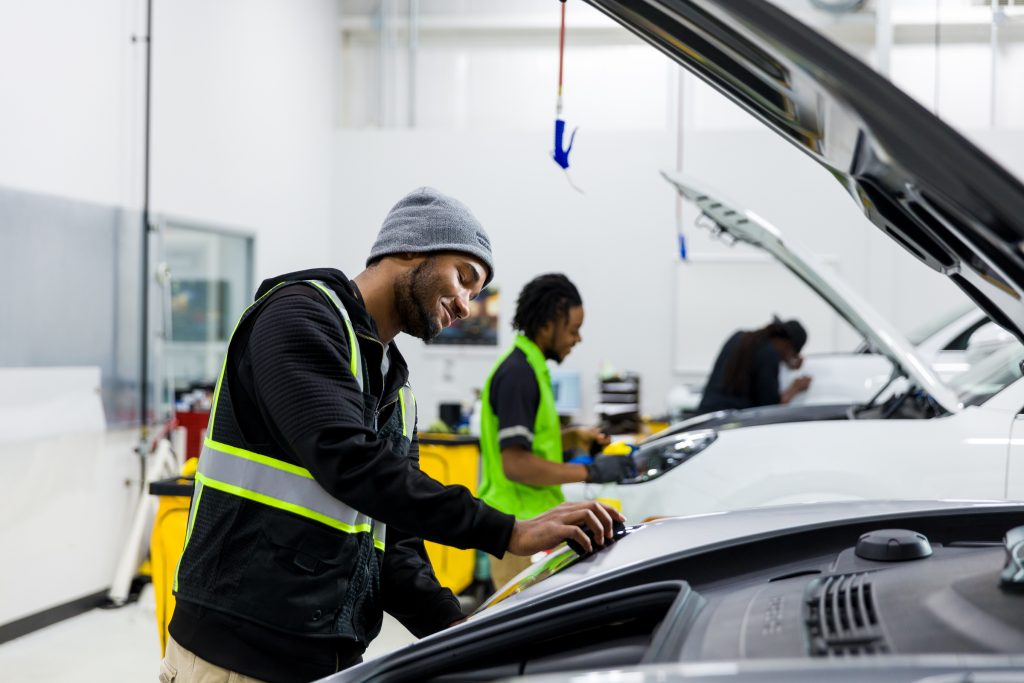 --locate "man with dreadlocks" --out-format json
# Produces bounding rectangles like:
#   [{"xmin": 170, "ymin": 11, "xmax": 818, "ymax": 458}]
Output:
[
  {"xmin": 697, "ymin": 317, "xmax": 812, "ymax": 414},
  {"xmin": 477, "ymin": 273, "xmax": 636, "ymax": 588}
]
